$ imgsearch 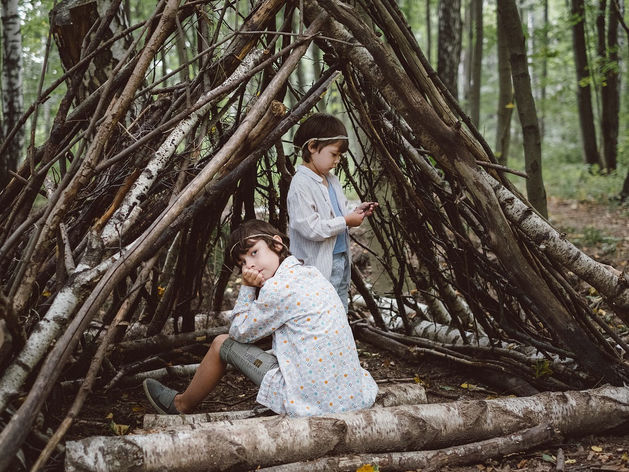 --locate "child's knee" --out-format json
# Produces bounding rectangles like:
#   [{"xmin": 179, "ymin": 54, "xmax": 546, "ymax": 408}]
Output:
[{"xmin": 211, "ymin": 334, "xmax": 230, "ymax": 352}]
